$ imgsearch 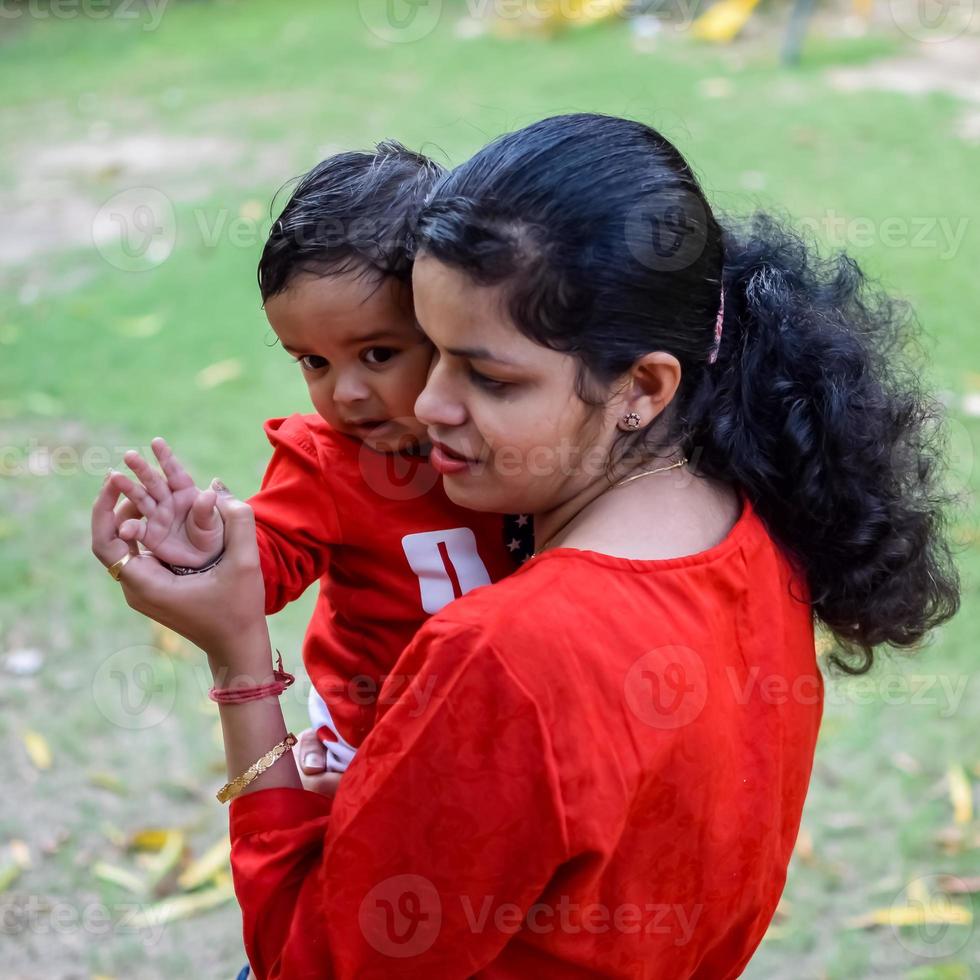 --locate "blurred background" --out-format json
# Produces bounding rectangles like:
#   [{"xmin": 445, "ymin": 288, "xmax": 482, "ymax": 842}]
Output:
[{"xmin": 1, "ymin": 1, "xmax": 978, "ymax": 977}]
